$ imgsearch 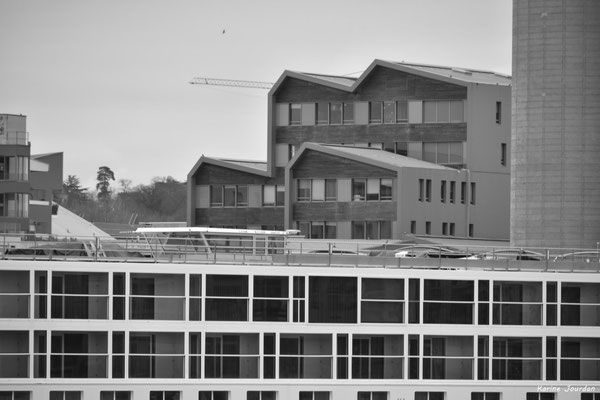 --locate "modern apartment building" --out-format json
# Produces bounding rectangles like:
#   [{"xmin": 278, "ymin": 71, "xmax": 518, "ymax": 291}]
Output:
[
  {"xmin": 188, "ymin": 60, "xmax": 511, "ymax": 240},
  {"xmin": 0, "ymin": 230, "xmax": 599, "ymax": 400},
  {"xmin": 0, "ymin": 114, "xmax": 63, "ymax": 234}
]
